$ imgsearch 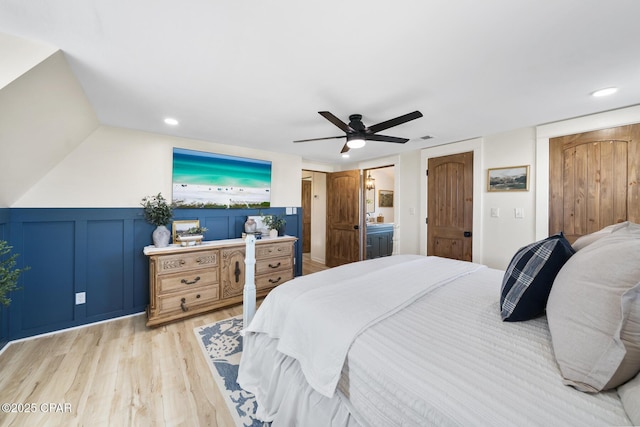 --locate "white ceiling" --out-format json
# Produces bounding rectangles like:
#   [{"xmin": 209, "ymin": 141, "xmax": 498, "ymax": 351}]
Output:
[{"xmin": 1, "ymin": 0, "xmax": 640, "ymax": 164}]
